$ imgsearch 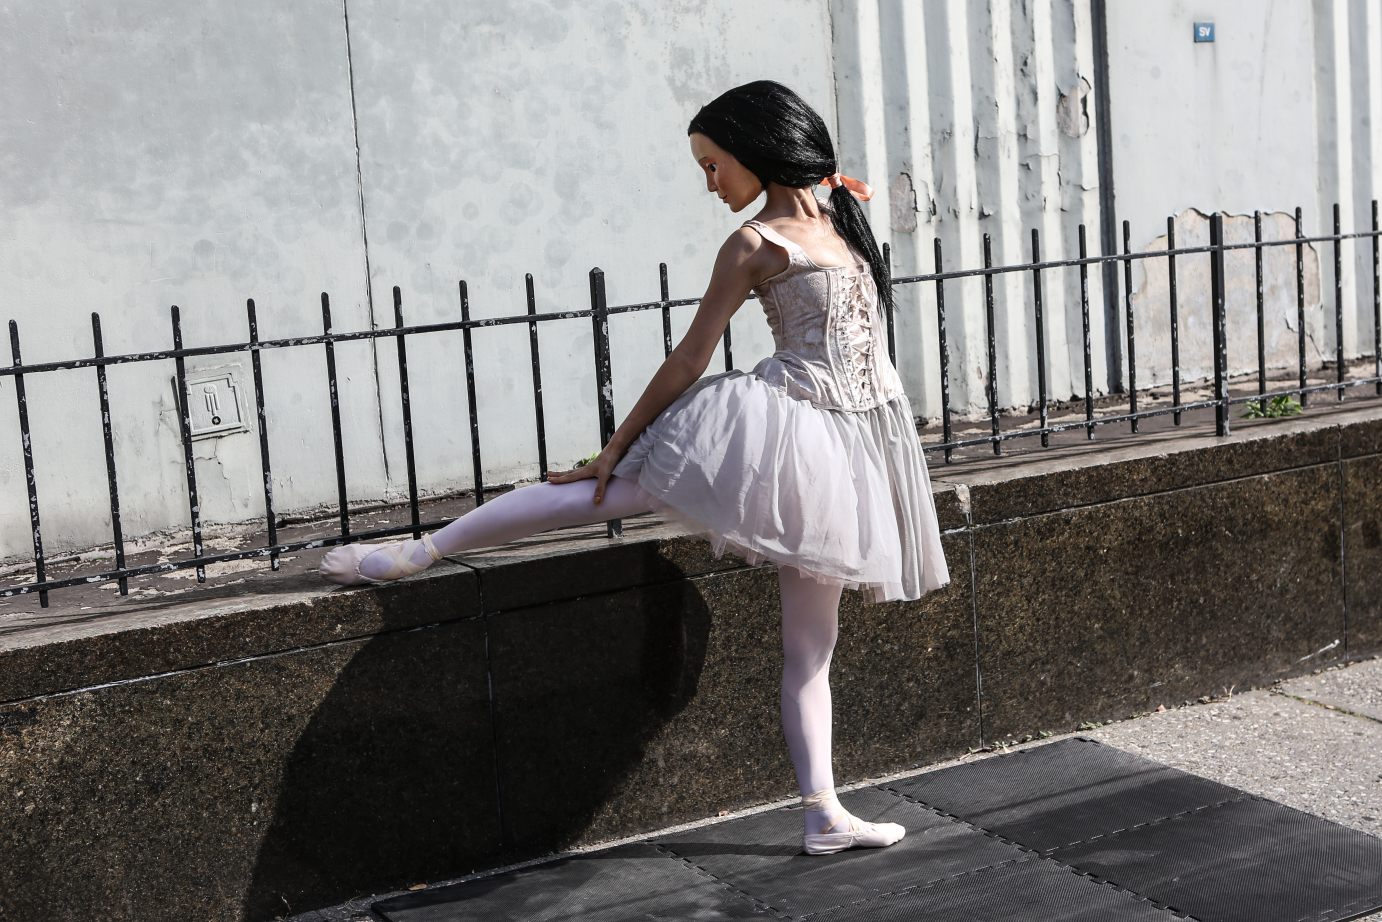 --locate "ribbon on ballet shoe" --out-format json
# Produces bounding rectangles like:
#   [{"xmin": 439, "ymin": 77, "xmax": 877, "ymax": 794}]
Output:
[
  {"xmin": 319, "ymin": 543, "xmax": 380, "ymax": 587},
  {"xmin": 329, "ymin": 534, "xmax": 444, "ymax": 585},
  {"xmin": 820, "ymin": 173, "xmax": 874, "ymax": 201},
  {"xmin": 802, "ymin": 789, "xmax": 844, "ymax": 813},
  {"xmin": 801, "ymin": 788, "xmax": 906, "ymax": 855}
]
